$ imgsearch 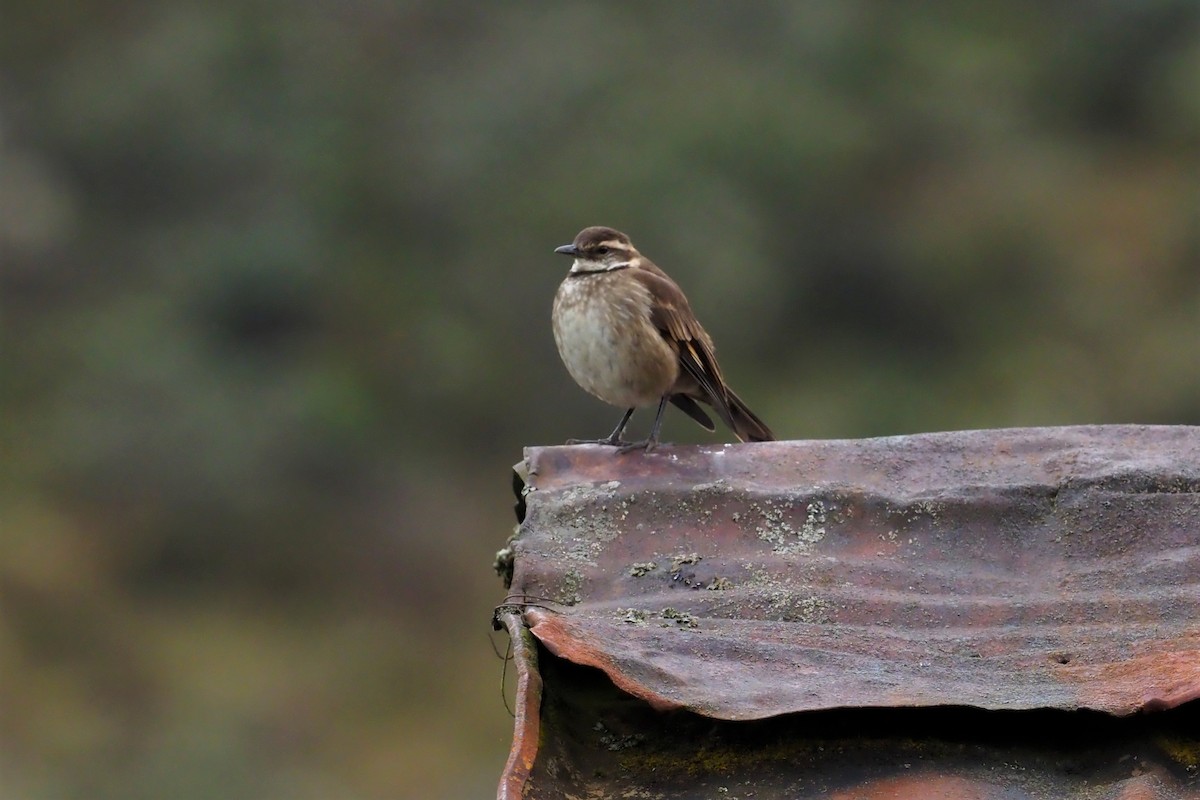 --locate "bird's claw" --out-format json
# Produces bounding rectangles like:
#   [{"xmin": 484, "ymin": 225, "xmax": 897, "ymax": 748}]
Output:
[{"xmin": 616, "ymin": 439, "xmax": 659, "ymax": 454}]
